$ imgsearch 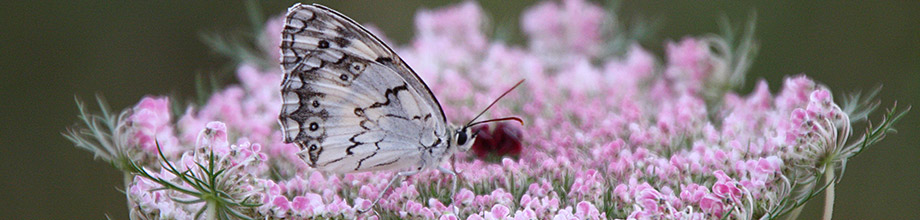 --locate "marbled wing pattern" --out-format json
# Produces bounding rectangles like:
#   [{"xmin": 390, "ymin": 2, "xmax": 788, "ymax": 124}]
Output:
[{"xmin": 278, "ymin": 4, "xmax": 449, "ymax": 173}]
